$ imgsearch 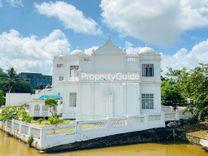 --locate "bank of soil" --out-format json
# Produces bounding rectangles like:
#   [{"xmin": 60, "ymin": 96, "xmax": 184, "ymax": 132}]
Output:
[{"xmin": 180, "ymin": 120, "xmax": 208, "ymax": 145}]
